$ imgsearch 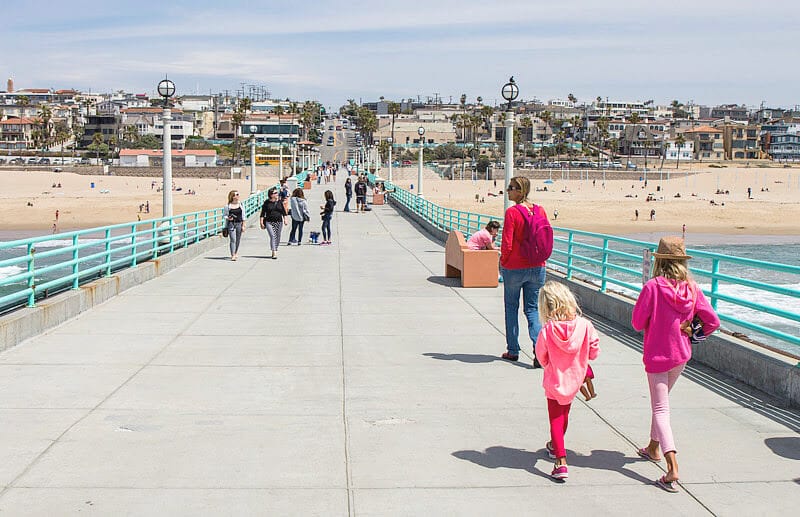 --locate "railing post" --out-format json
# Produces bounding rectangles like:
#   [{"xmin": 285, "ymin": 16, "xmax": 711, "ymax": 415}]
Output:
[
  {"xmin": 566, "ymin": 232, "xmax": 575, "ymax": 279},
  {"xmin": 104, "ymin": 228, "xmax": 112, "ymax": 276},
  {"xmin": 72, "ymin": 234, "xmax": 80, "ymax": 289},
  {"xmin": 26, "ymin": 244, "xmax": 35, "ymax": 307},
  {"xmin": 169, "ymin": 217, "xmax": 175, "ymax": 254},
  {"xmin": 131, "ymin": 224, "xmax": 138, "ymax": 267},
  {"xmin": 711, "ymin": 258, "xmax": 720, "ymax": 311},
  {"xmin": 600, "ymin": 238, "xmax": 610, "ymax": 292}
]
